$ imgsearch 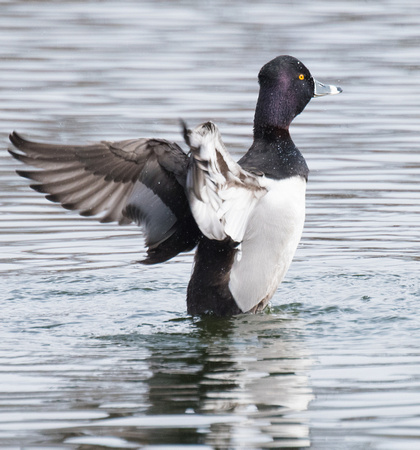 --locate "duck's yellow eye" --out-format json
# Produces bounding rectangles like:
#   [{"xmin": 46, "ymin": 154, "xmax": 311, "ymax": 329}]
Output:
[{"xmin": 299, "ymin": 74, "xmax": 305, "ymax": 80}]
